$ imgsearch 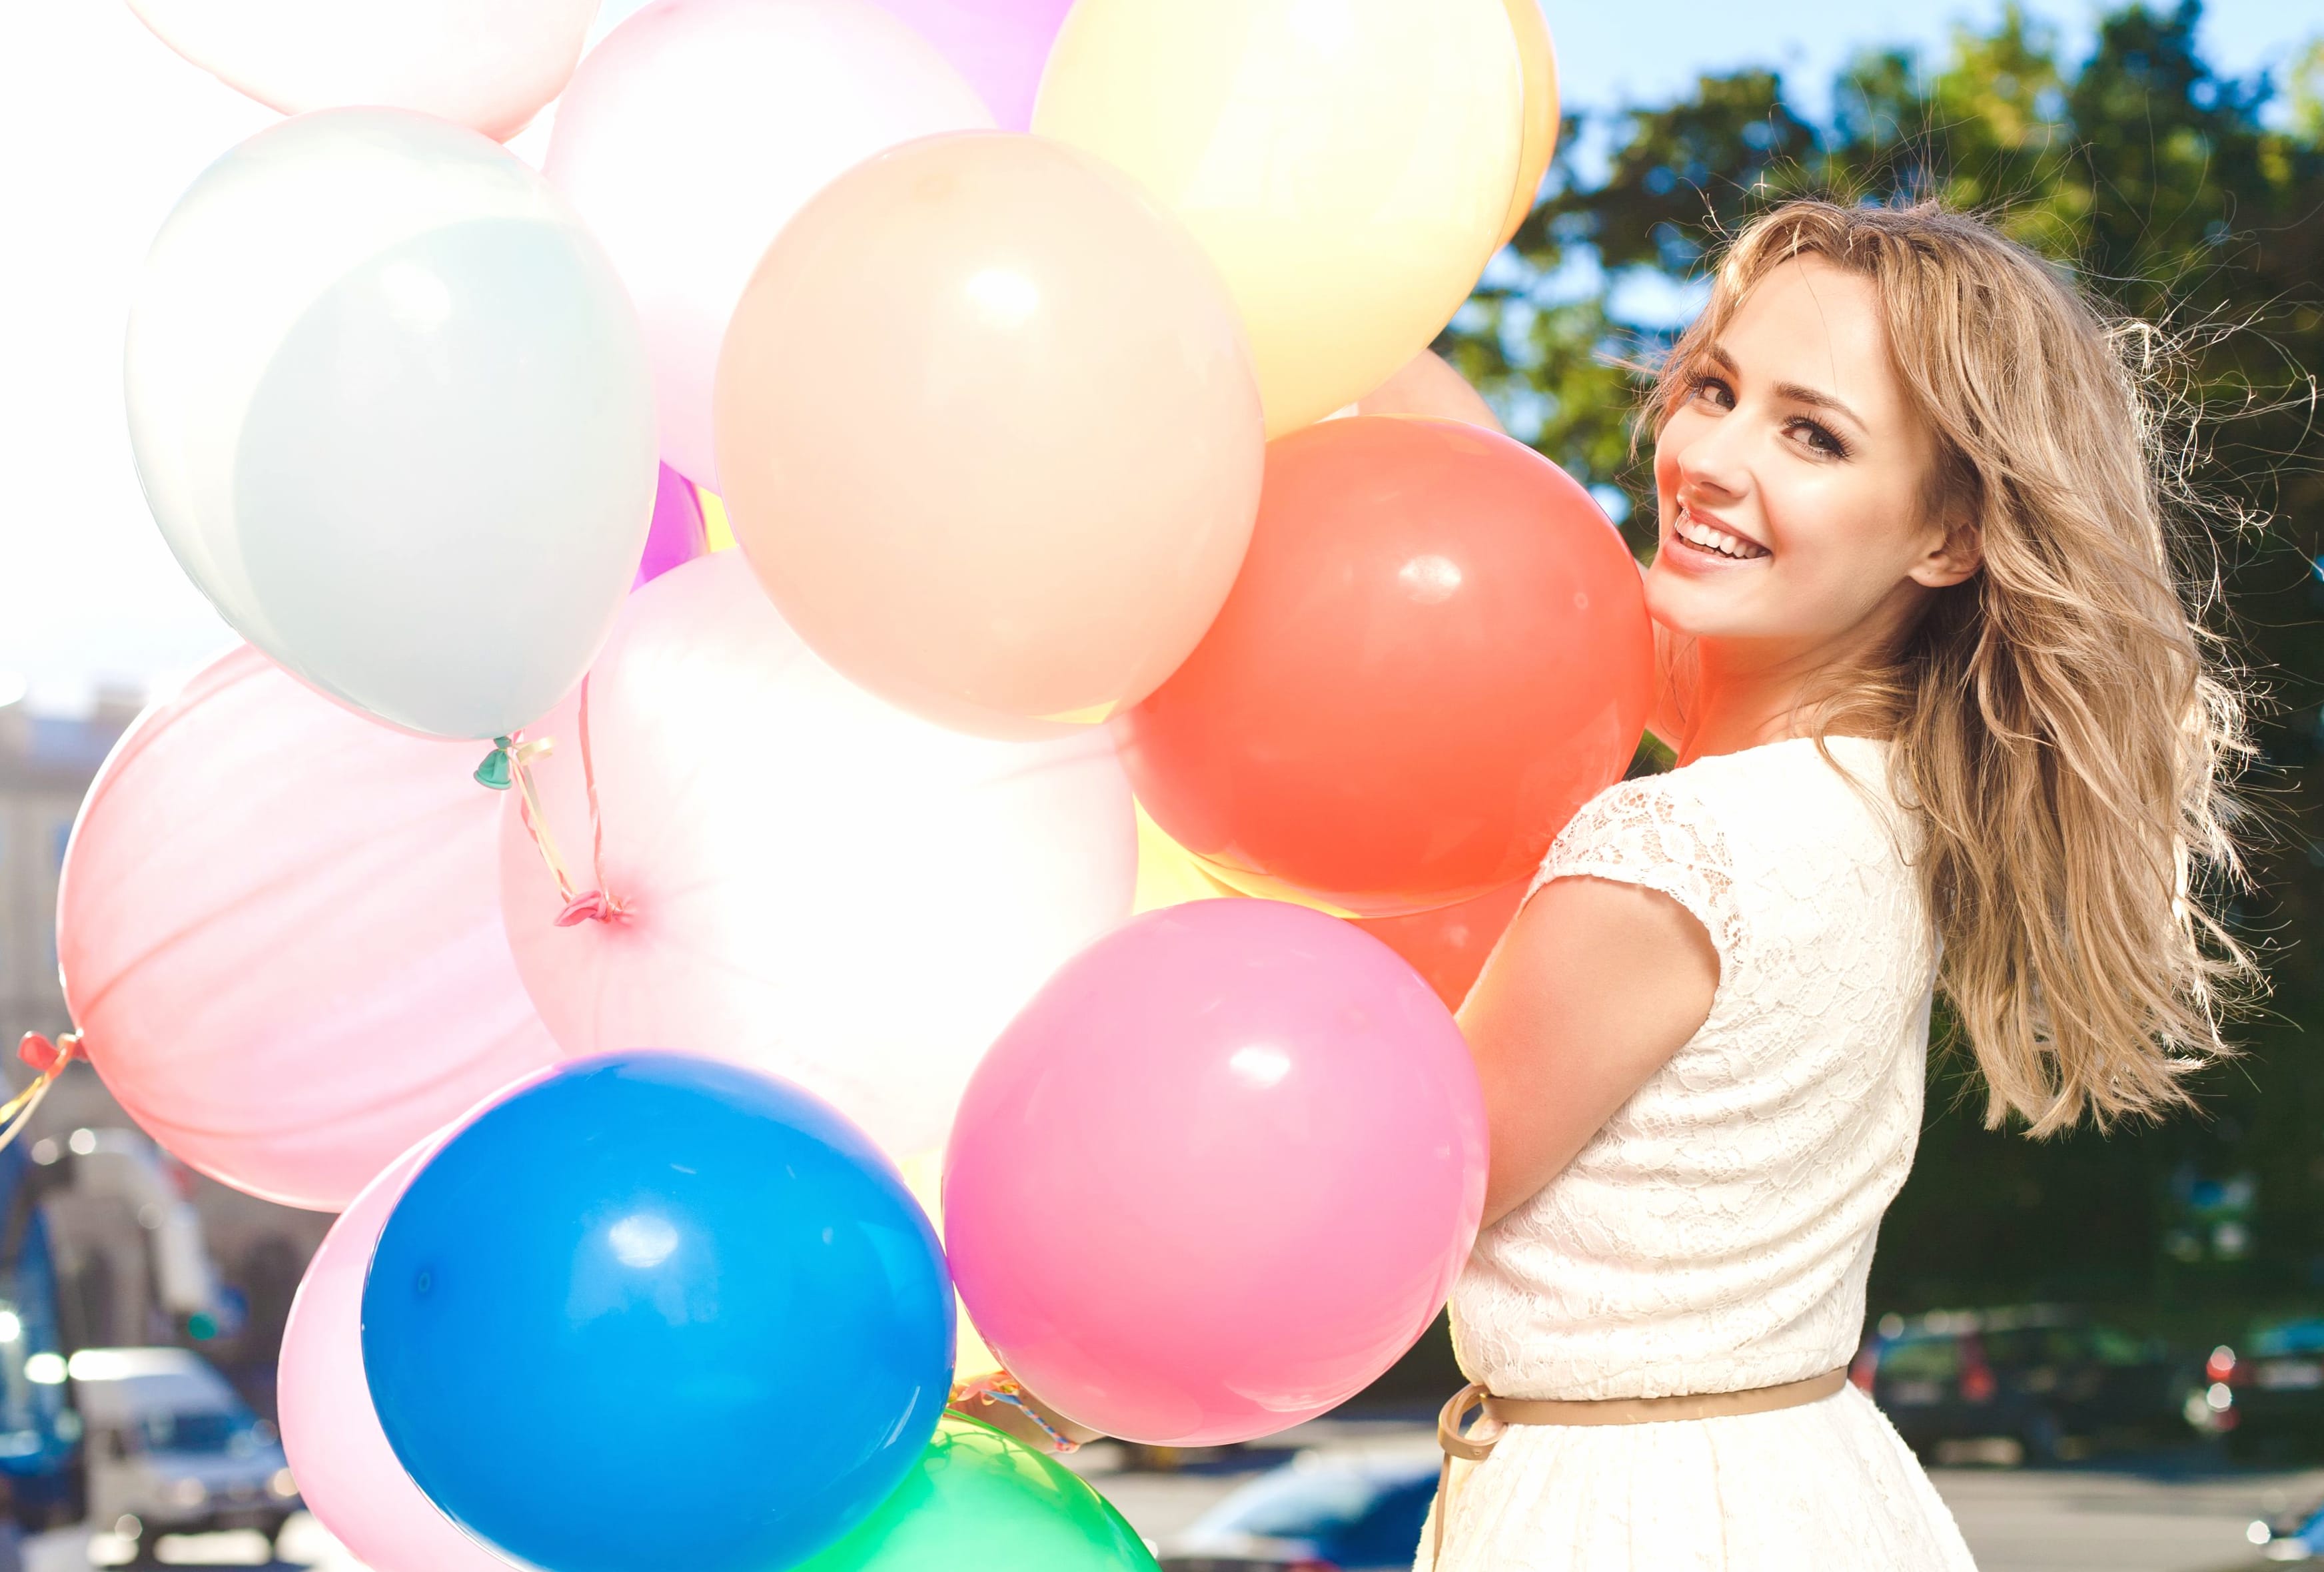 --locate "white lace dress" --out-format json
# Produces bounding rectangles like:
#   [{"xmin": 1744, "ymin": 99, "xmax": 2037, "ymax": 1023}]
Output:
[{"xmin": 1416, "ymin": 737, "xmax": 1977, "ymax": 1571}]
